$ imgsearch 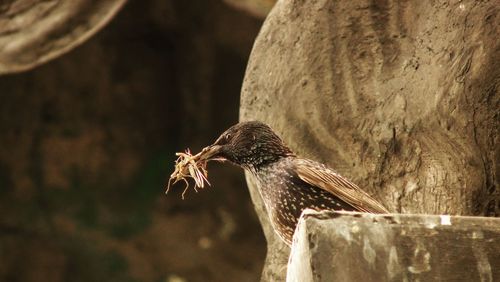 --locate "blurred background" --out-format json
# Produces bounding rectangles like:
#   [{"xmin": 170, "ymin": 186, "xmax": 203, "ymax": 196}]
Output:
[{"xmin": 0, "ymin": 0, "xmax": 274, "ymax": 281}]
